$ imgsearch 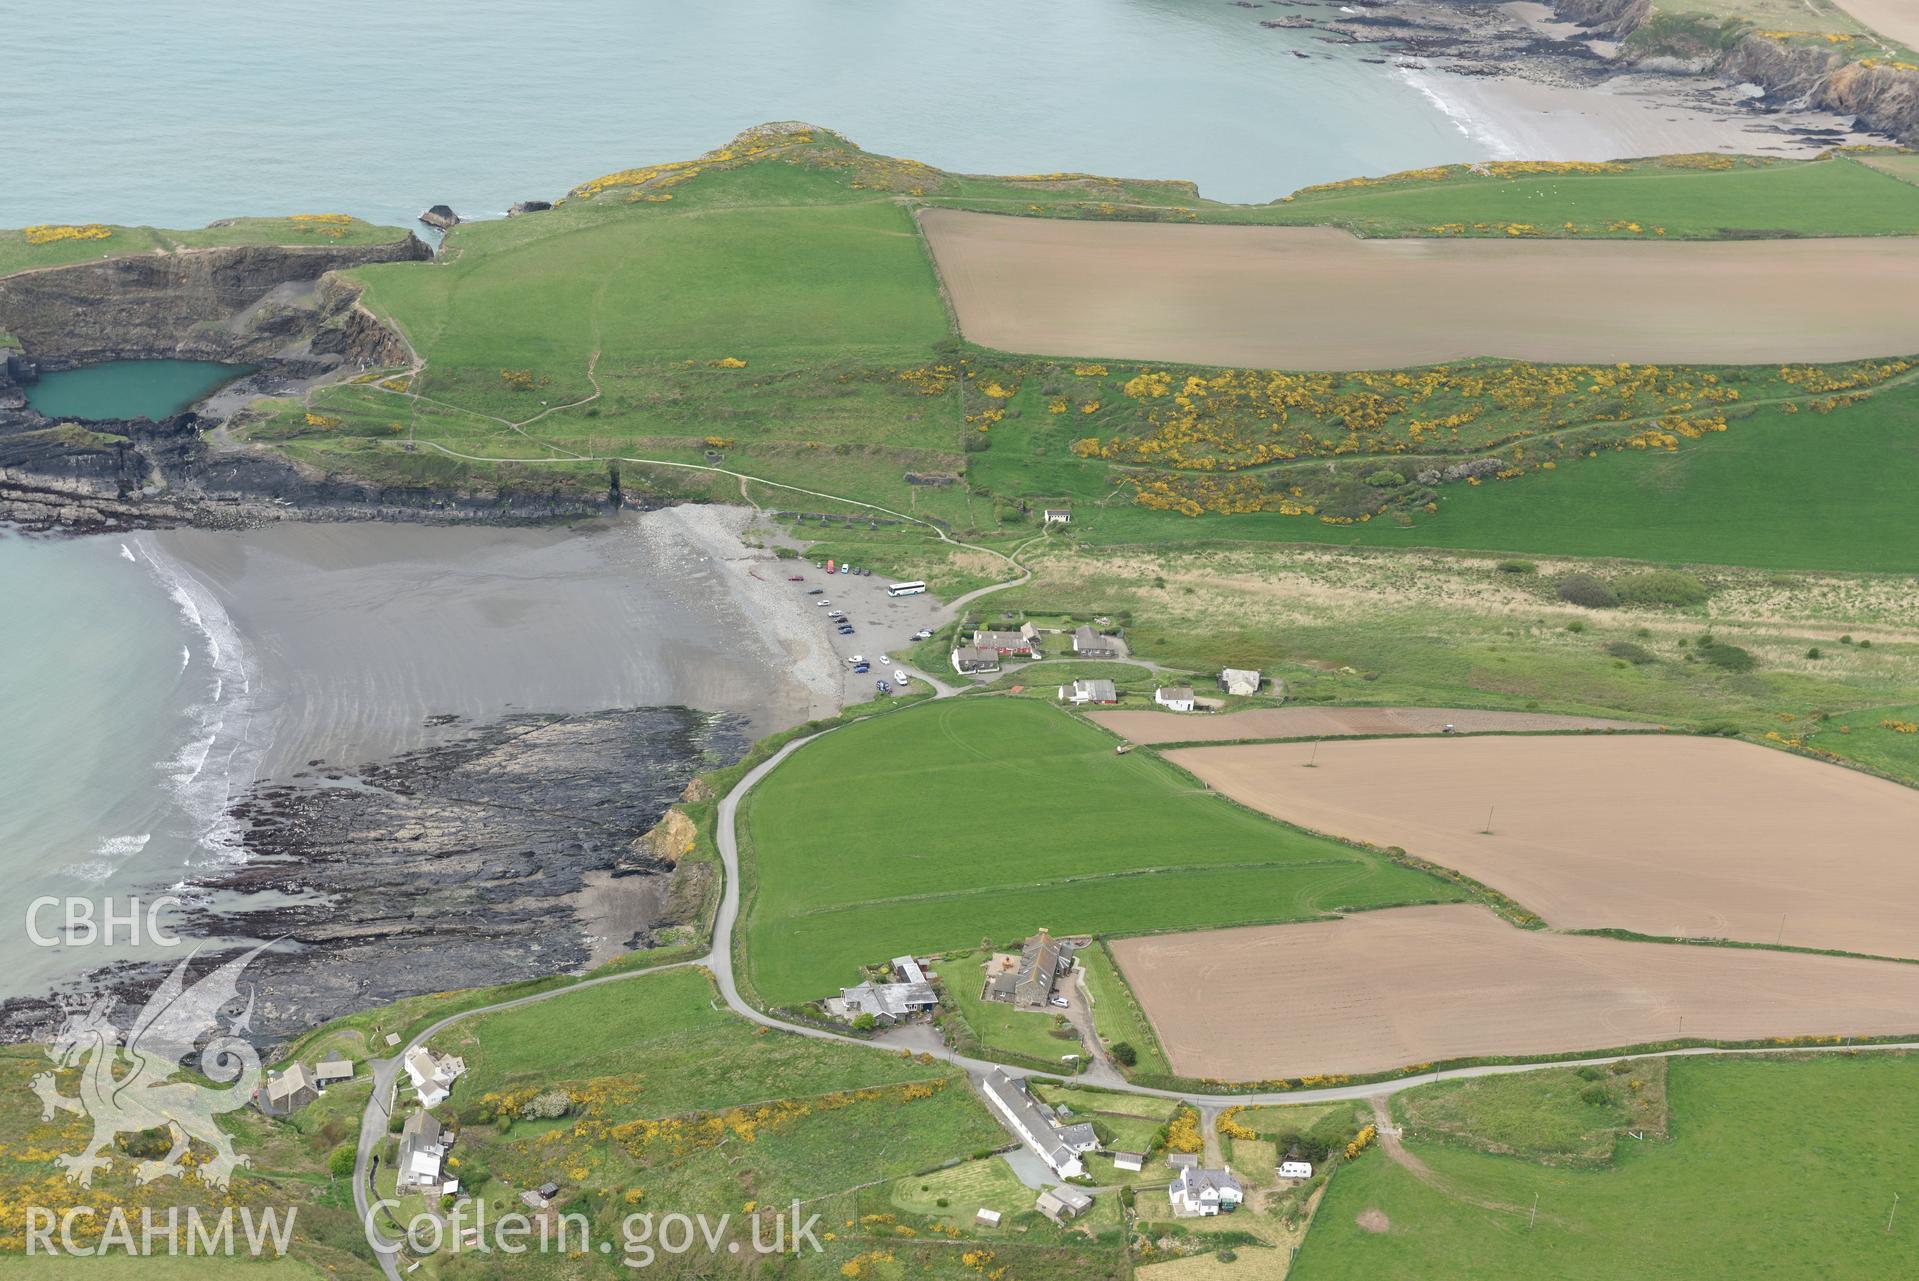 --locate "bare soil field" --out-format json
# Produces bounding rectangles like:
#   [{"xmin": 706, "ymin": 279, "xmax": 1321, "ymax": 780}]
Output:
[
  {"xmin": 1166, "ymin": 735, "xmax": 1919, "ymax": 959},
  {"xmin": 1112, "ymin": 904, "xmax": 1919, "ymax": 1079},
  {"xmin": 919, "ymin": 208, "xmax": 1919, "ymax": 368},
  {"xmin": 1089, "ymin": 706, "xmax": 1652, "ymax": 744},
  {"xmin": 1831, "ymin": 0, "xmax": 1919, "ymax": 50}
]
